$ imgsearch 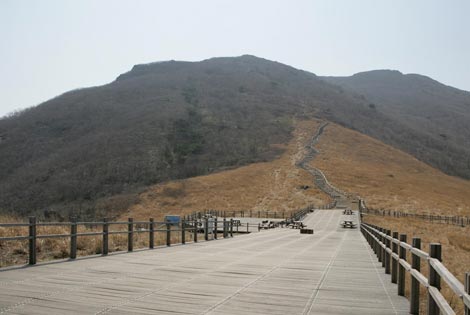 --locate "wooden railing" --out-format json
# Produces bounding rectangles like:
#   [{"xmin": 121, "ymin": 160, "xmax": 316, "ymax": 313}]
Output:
[
  {"xmin": 187, "ymin": 209, "xmax": 297, "ymax": 220},
  {"xmin": 361, "ymin": 207, "xmax": 470, "ymax": 227},
  {"xmin": 361, "ymin": 222, "xmax": 470, "ymax": 315},
  {"xmin": 185, "ymin": 202, "xmax": 336, "ymax": 221},
  {"xmin": 1, "ymin": 203, "xmax": 331, "ymax": 267},
  {"xmin": 0, "ymin": 217, "xmax": 237, "ymax": 265}
]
